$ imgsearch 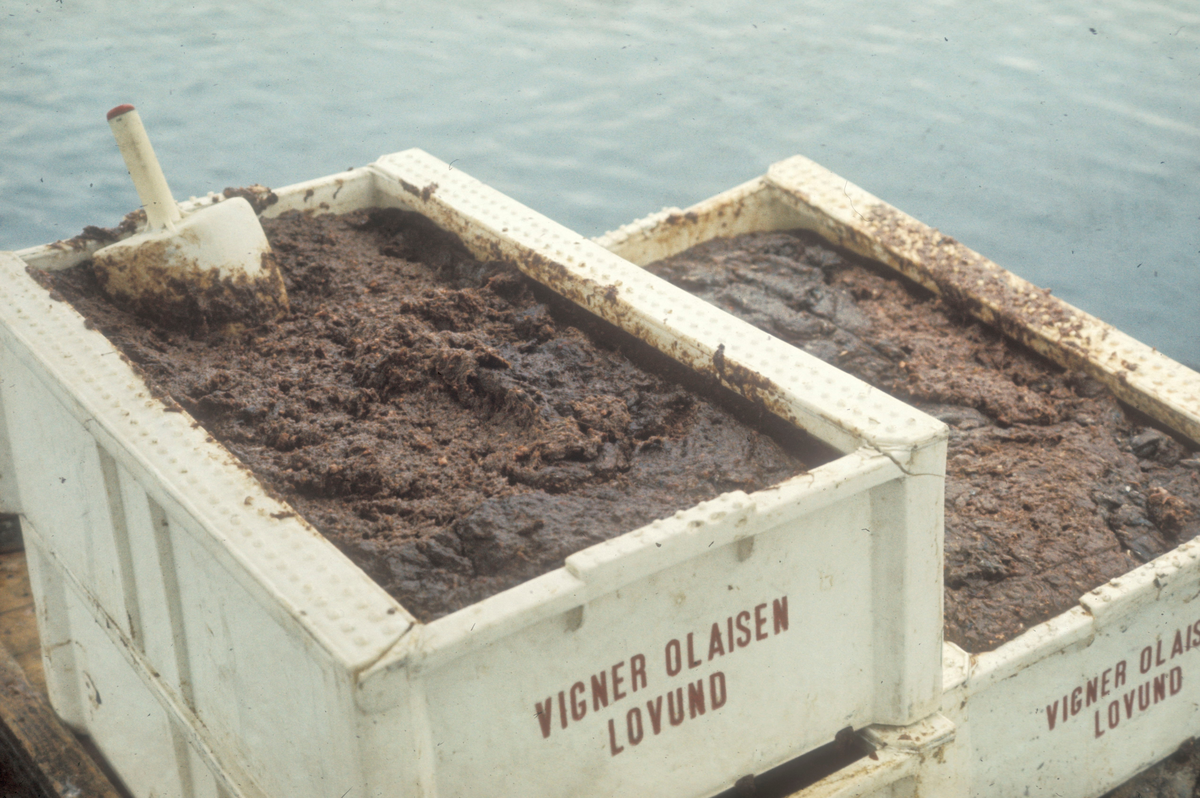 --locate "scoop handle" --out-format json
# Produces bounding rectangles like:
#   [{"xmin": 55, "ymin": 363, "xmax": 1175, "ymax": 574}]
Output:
[{"xmin": 106, "ymin": 104, "xmax": 181, "ymax": 231}]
